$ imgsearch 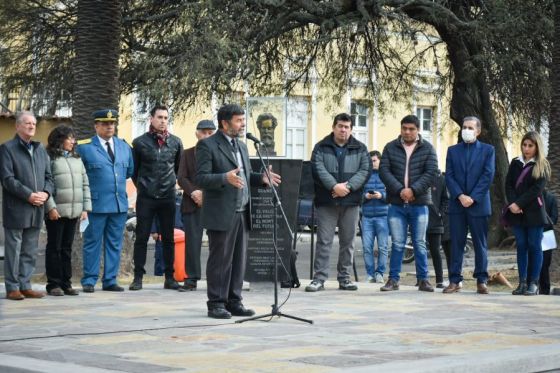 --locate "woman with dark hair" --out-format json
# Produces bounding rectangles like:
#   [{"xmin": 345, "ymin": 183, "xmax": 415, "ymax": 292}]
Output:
[
  {"xmin": 44, "ymin": 125, "xmax": 91, "ymax": 296},
  {"xmin": 505, "ymin": 131, "xmax": 551, "ymax": 296}
]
